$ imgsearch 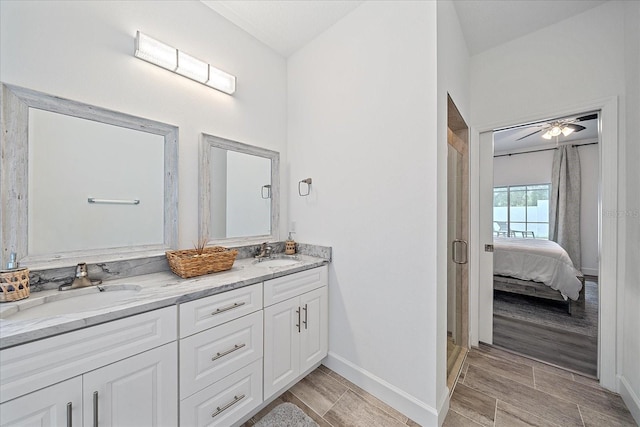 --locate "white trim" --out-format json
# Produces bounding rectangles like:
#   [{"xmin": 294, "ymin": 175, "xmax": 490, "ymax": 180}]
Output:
[
  {"xmin": 469, "ymin": 96, "xmax": 619, "ymax": 391},
  {"xmin": 618, "ymin": 375, "xmax": 640, "ymax": 425},
  {"xmin": 437, "ymin": 390, "xmax": 450, "ymax": 427},
  {"xmin": 324, "ymin": 352, "xmax": 442, "ymax": 426}
]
